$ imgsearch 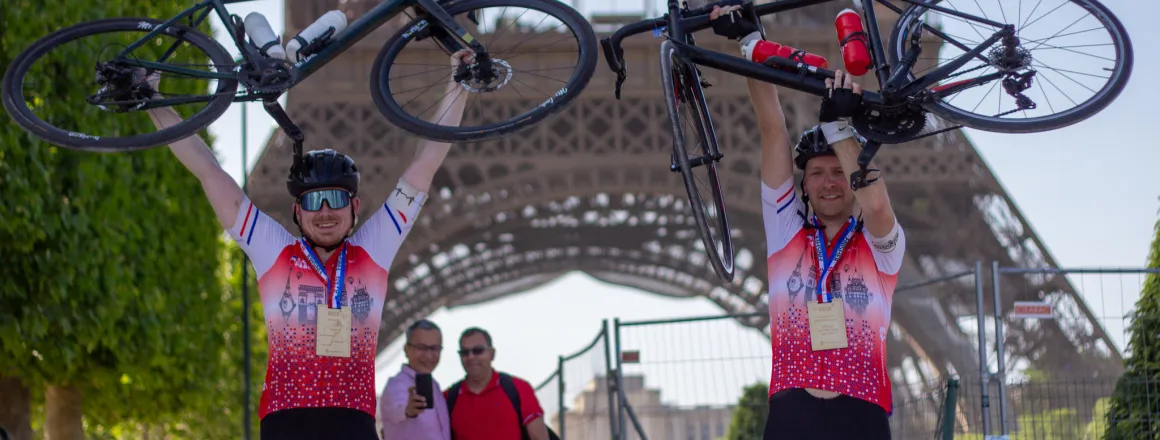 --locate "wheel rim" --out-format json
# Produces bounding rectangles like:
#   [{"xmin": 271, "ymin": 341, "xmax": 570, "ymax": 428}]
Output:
[
  {"xmin": 4, "ymin": 19, "xmax": 236, "ymax": 150},
  {"xmin": 376, "ymin": 0, "xmax": 594, "ymax": 140},
  {"xmin": 893, "ymin": 0, "xmax": 1131, "ymax": 130},
  {"xmin": 665, "ymin": 47, "xmax": 735, "ymax": 280}
]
